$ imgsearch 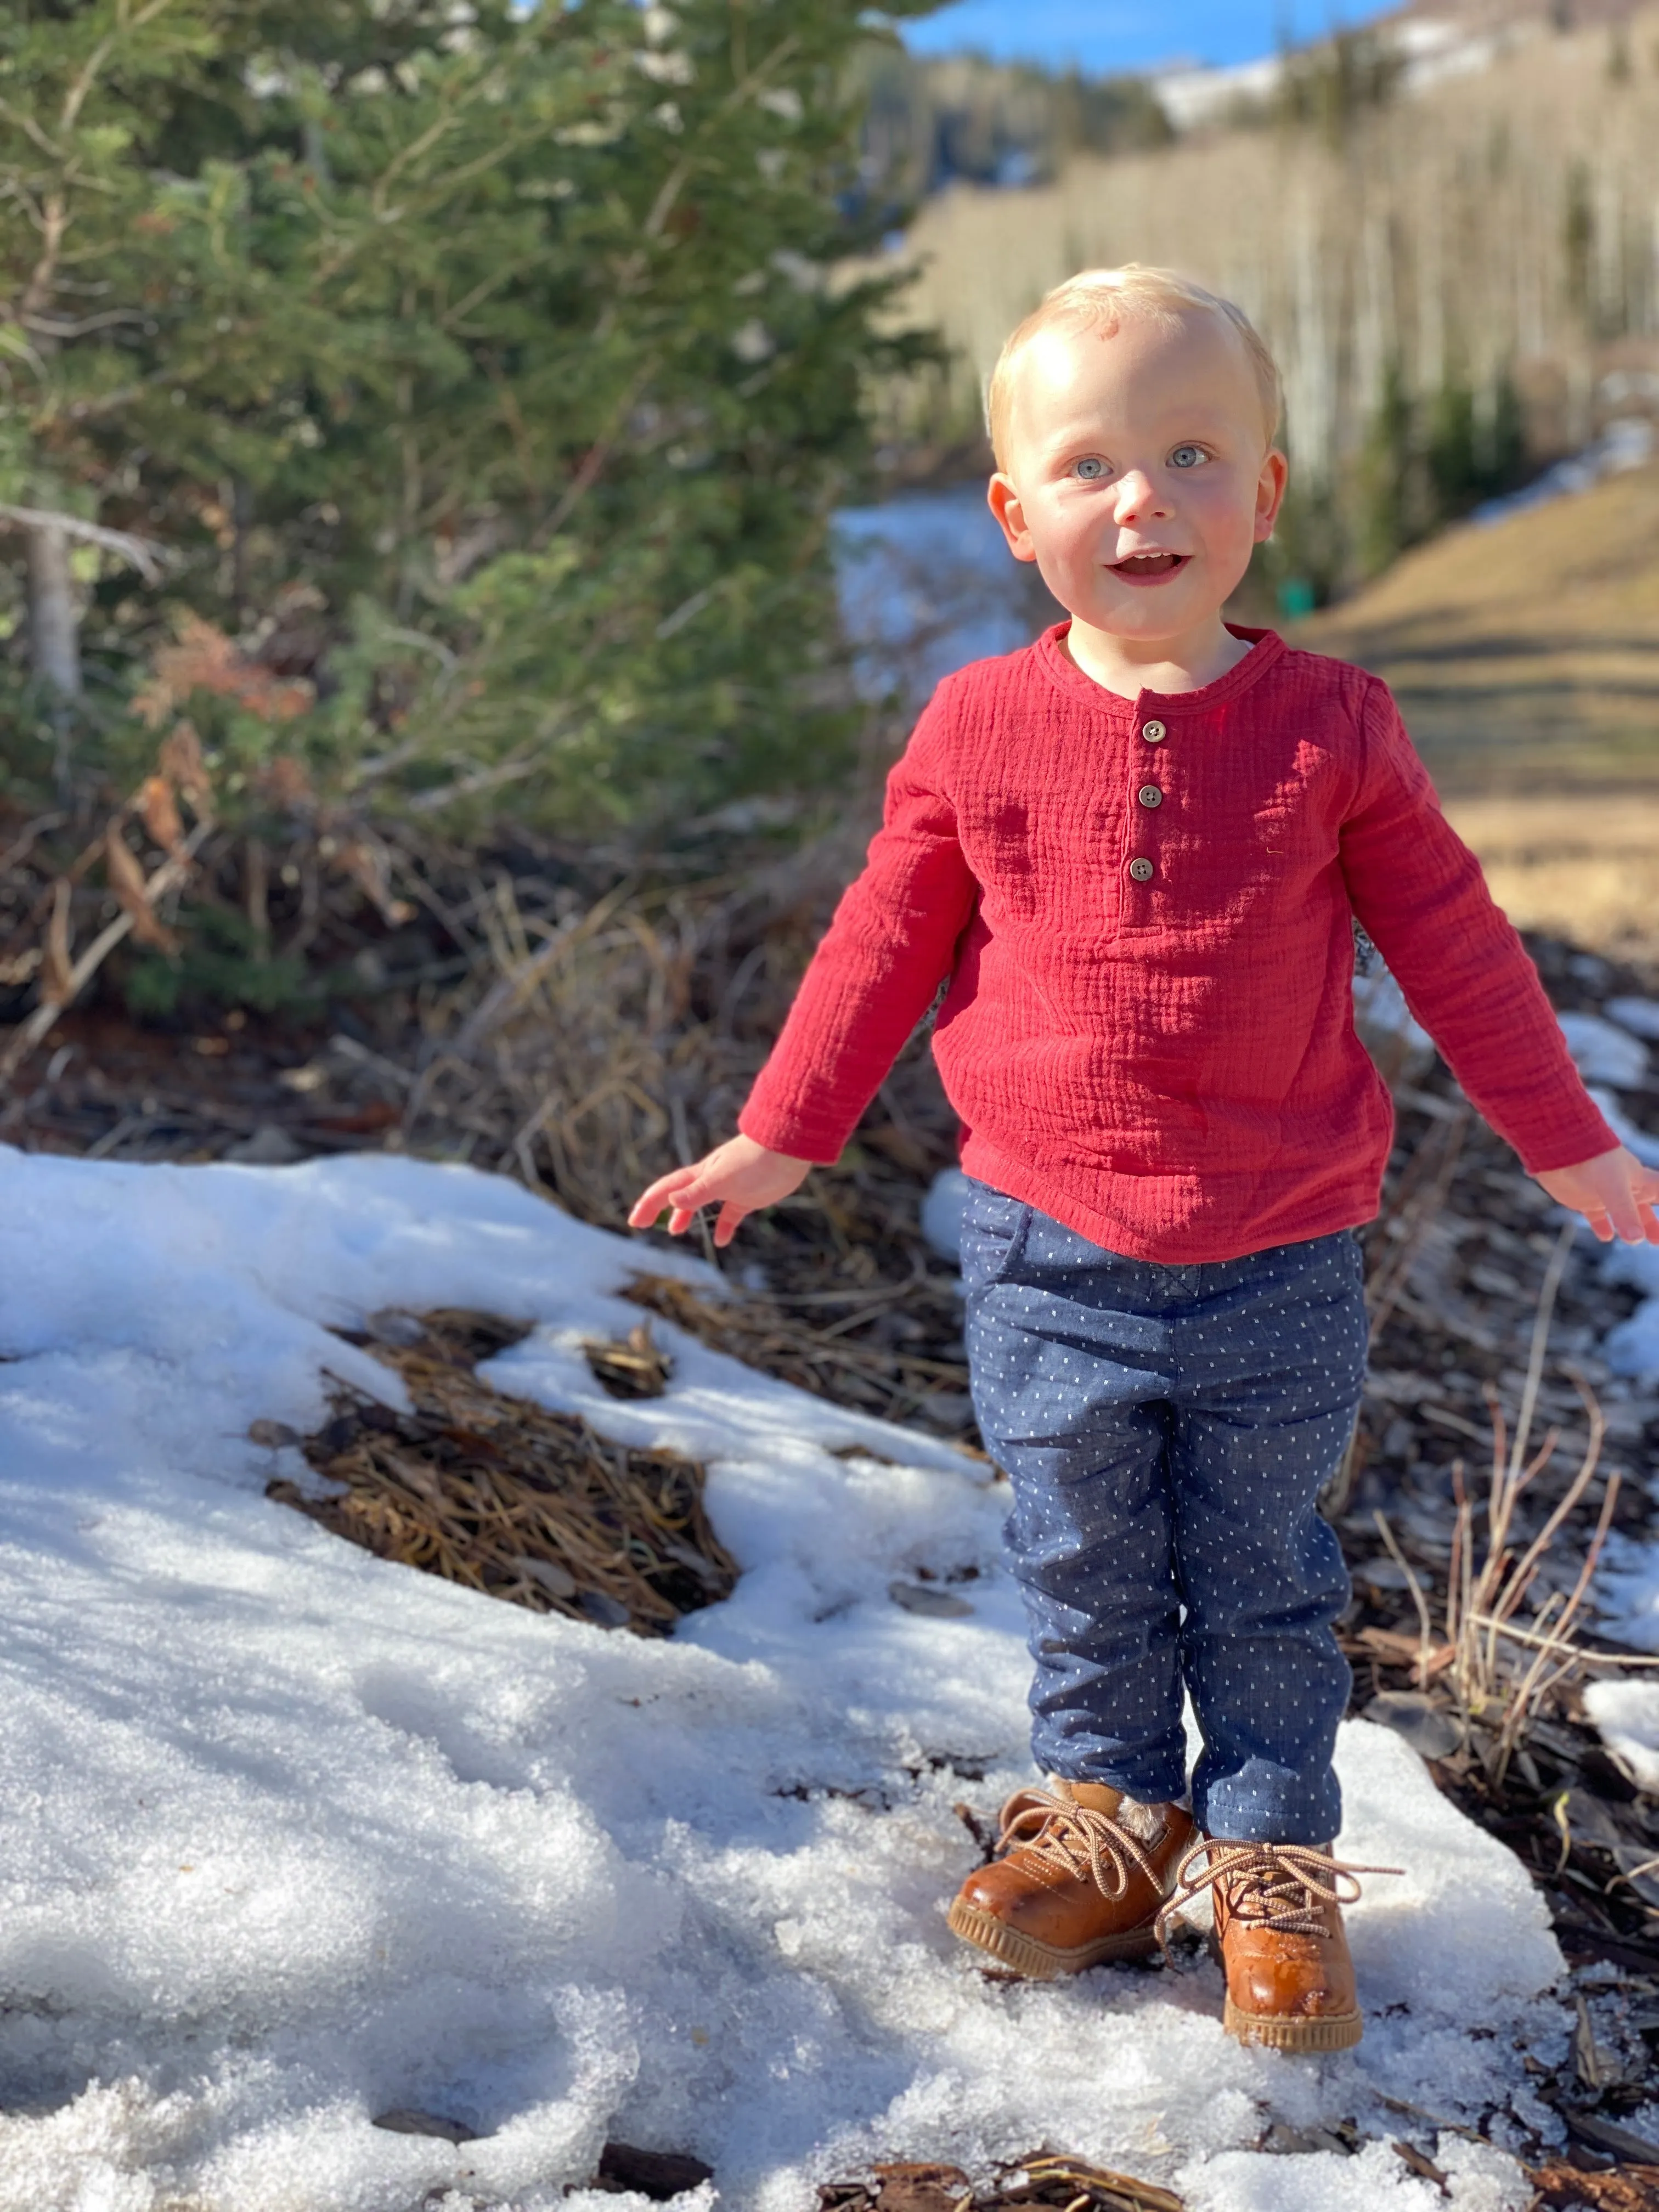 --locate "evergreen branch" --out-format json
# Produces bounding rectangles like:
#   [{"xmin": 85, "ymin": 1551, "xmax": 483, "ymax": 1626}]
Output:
[
  {"xmin": 0, "ymin": 94, "xmax": 69, "ymax": 162},
  {"xmin": 0, "ymin": 503, "xmax": 173, "ymax": 582},
  {"xmin": 531, "ymin": 357, "xmax": 656, "ymax": 546},
  {"xmin": 61, "ymin": 0, "xmax": 183, "ymax": 134}
]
